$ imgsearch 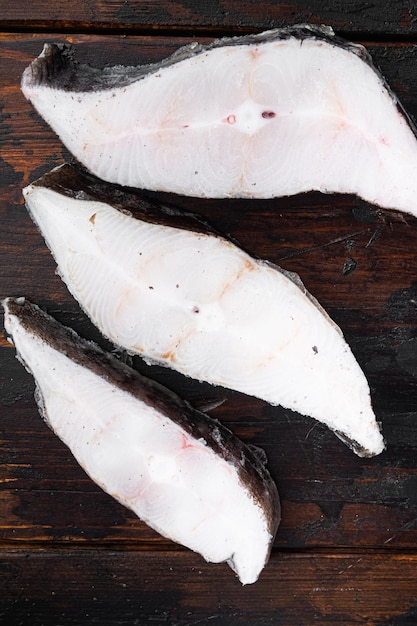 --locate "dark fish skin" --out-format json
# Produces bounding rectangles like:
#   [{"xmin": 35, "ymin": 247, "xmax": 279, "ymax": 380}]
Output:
[
  {"xmin": 22, "ymin": 25, "xmax": 384, "ymax": 93},
  {"xmin": 22, "ymin": 23, "xmax": 417, "ymax": 158},
  {"xmin": 33, "ymin": 162, "xmax": 311, "ymax": 302},
  {"xmin": 3, "ymin": 297, "xmax": 281, "ymax": 544},
  {"xmin": 28, "ymin": 162, "xmax": 306, "ymax": 285},
  {"xmin": 30, "ymin": 162, "xmax": 222, "ymax": 237},
  {"xmin": 23, "ymin": 163, "xmax": 385, "ymax": 457}
]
